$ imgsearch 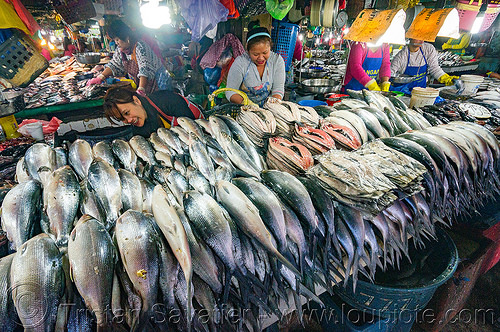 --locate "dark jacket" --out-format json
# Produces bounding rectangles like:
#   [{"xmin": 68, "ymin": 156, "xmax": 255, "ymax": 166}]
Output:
[{"xmin": 133, "ymin": 90, "xmax": 199, "ymax": 137}]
